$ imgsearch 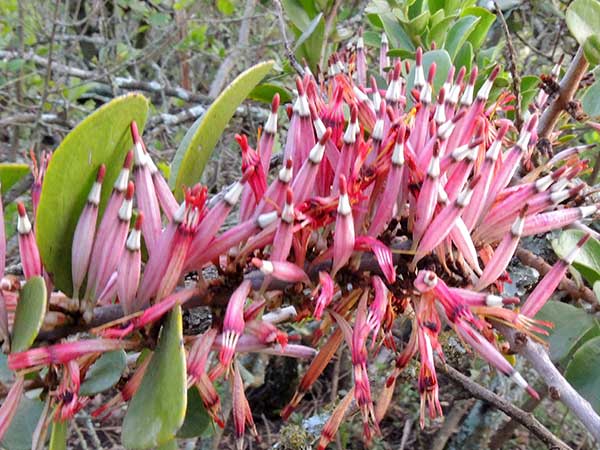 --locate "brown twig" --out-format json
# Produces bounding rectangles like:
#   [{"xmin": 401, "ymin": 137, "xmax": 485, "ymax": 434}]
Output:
[
  {"xmin": 430, "ymin": 399, "xmax": 475, "ymax": 450},
  {"xmin": 439, "ymin": 363, "xmax": 573, "ymax": 450},
  {"xmin": 494, "ymin": 1, "xmax": 522, "ymax": 130},
  {"xmin": 273, "ymin": 0, "xmax": 305, "ymax": 76},
  {"xmin": 497, "ymin": 324, "xmax": 600, "ymax": 443},
  {"xmin": 515, "ymin": 247, "xmax": 599, "ymax": 310},
  {"xmin": 538, "ymin": 48, "xmax": 589, "ymax": 145}
]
